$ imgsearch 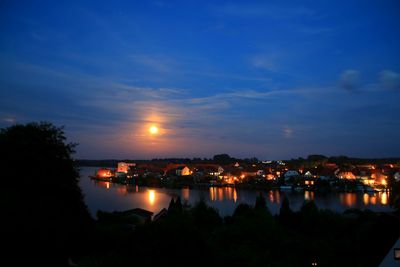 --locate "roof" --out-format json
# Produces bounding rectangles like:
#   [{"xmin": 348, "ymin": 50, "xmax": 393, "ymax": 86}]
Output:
[
  {"xmin": 153, "ymin": 208, "xmax": 168, "ymax": 221},
  {"xmin": 123, "ymin": 208, "xmax": 153, "ymax": 218},
  {"xmin": 176, "ymin": 166, "xmax": 188, "ymax": 170},
  {"xmin": 380, "ymin": 236, "xmax": 400, "ymax": 267}
]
